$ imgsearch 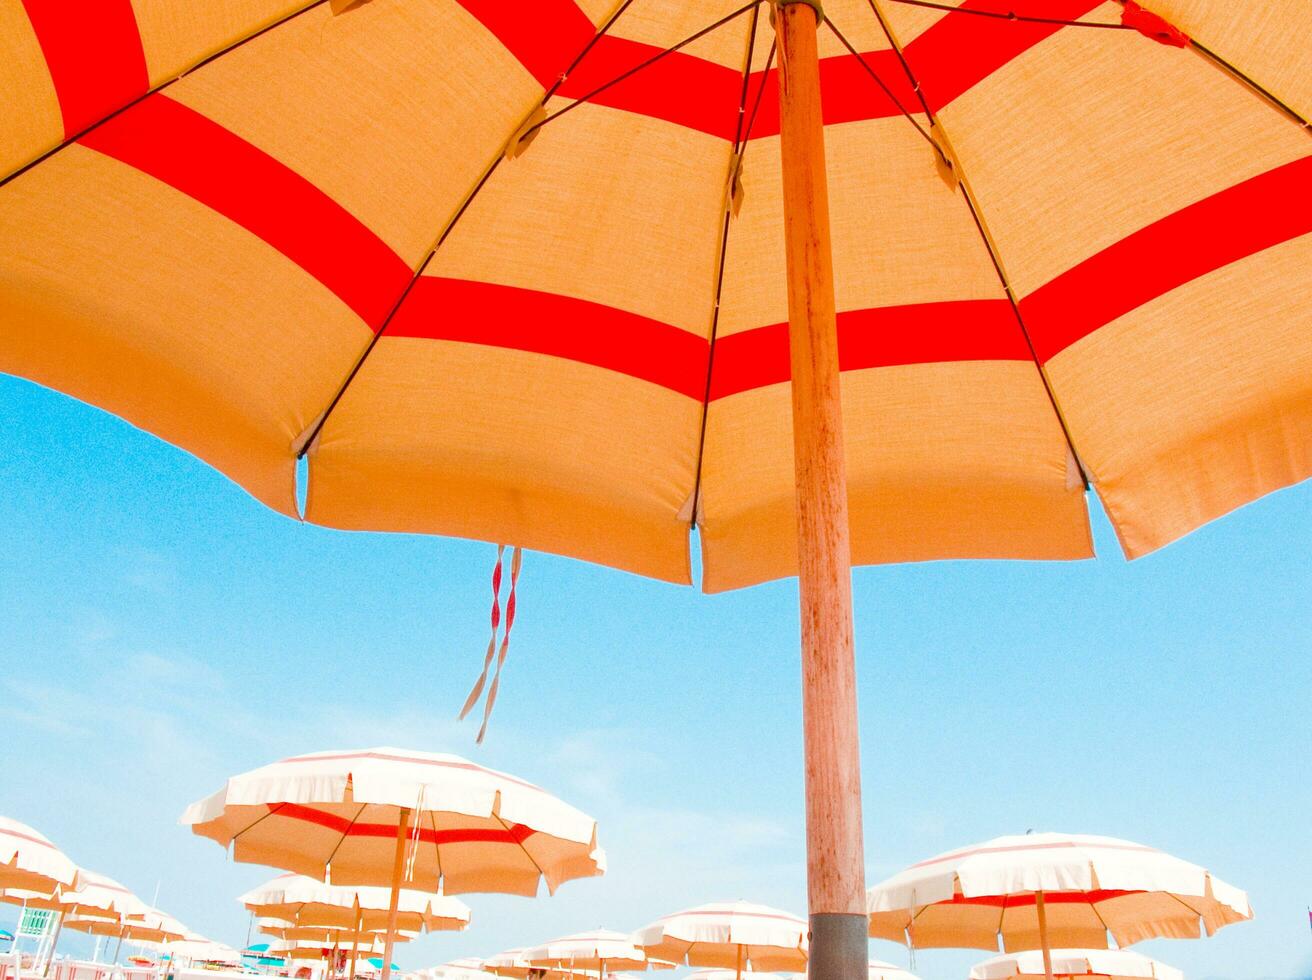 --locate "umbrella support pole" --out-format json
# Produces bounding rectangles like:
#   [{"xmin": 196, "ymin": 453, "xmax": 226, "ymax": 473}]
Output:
[
  {"xmin": 41, "ymin": 913, "xmax": 64, "ymax": 977},
  {"xmin": 1035, "ymin": 891, "xmax": 1054, "ymax": 980},
  {"xmin": 775, "ymin": 5, "xmax": 867, "ymax": 980},
  {"xmin": 379, "ymin": 807, "xmax": 410, "ymax": 980},
  {"xmin": 348, "ymin": 908, "xmax": 362, "ymax": 980}
]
